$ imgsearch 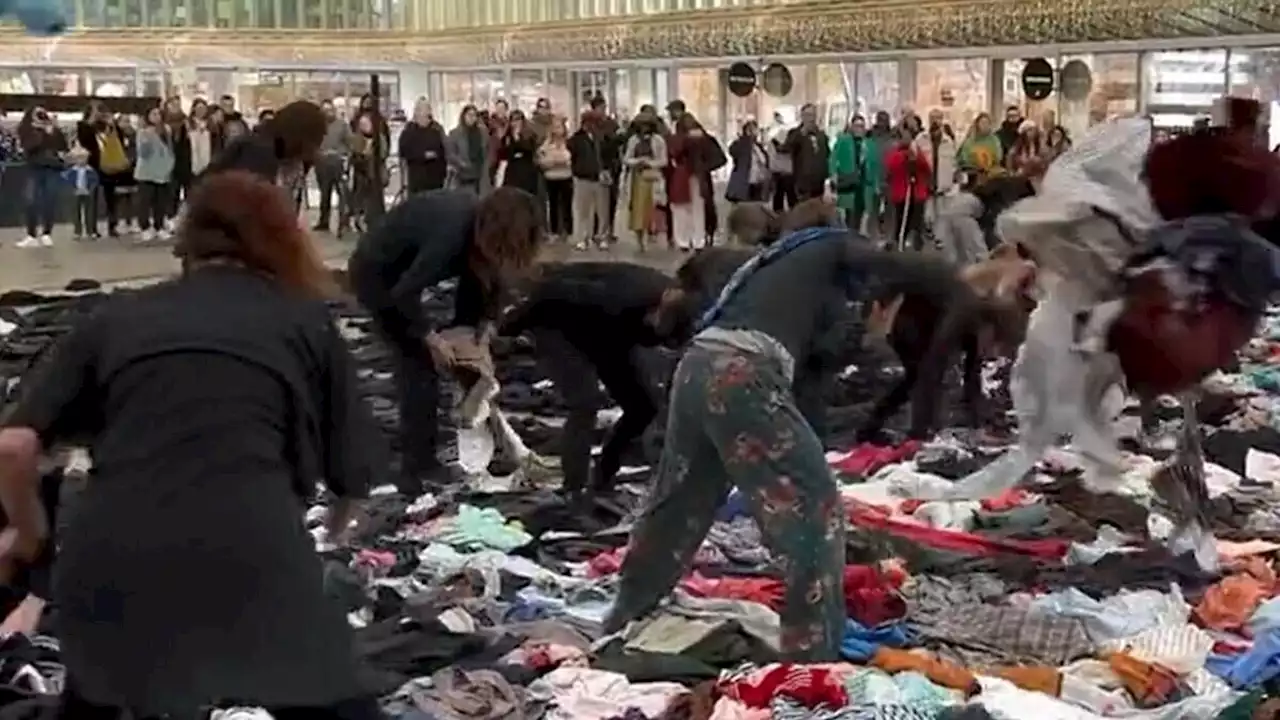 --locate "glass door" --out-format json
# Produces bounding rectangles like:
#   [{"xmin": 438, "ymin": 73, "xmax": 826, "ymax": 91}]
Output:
[{"xmin": 572, "ymin": 70, "xmax": 609, "ymax": 117}]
